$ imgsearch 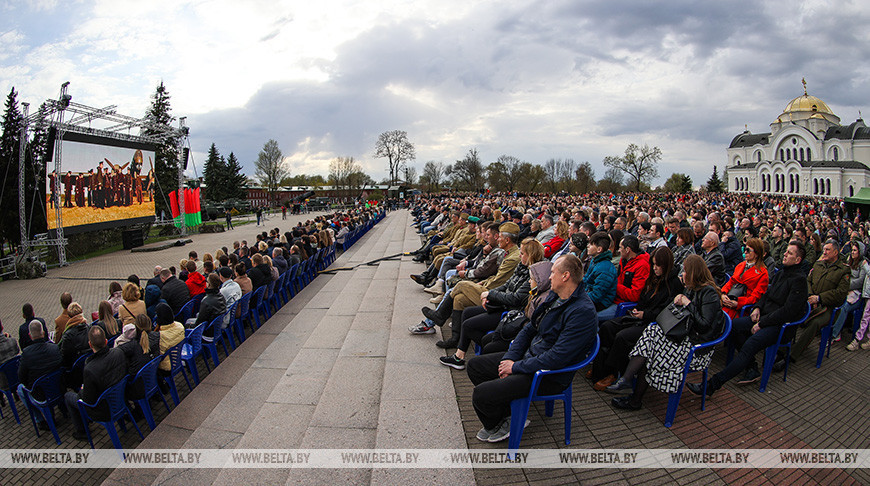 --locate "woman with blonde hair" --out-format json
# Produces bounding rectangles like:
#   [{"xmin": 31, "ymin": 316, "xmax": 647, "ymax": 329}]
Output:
[
  {"xmin": 118, "ymin": 282, "xmax": 147, "ymax": 326},
  {"xmin": 543, "ymin": 220, "xmax": 569, "ymax": 259},
  {"xmin": 92, "ymin": 300, "xmax": 121, "ymax": 338},
  {"xmin": 607, "ymin": 255, "xmax": 724, "ymax": 411}
]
